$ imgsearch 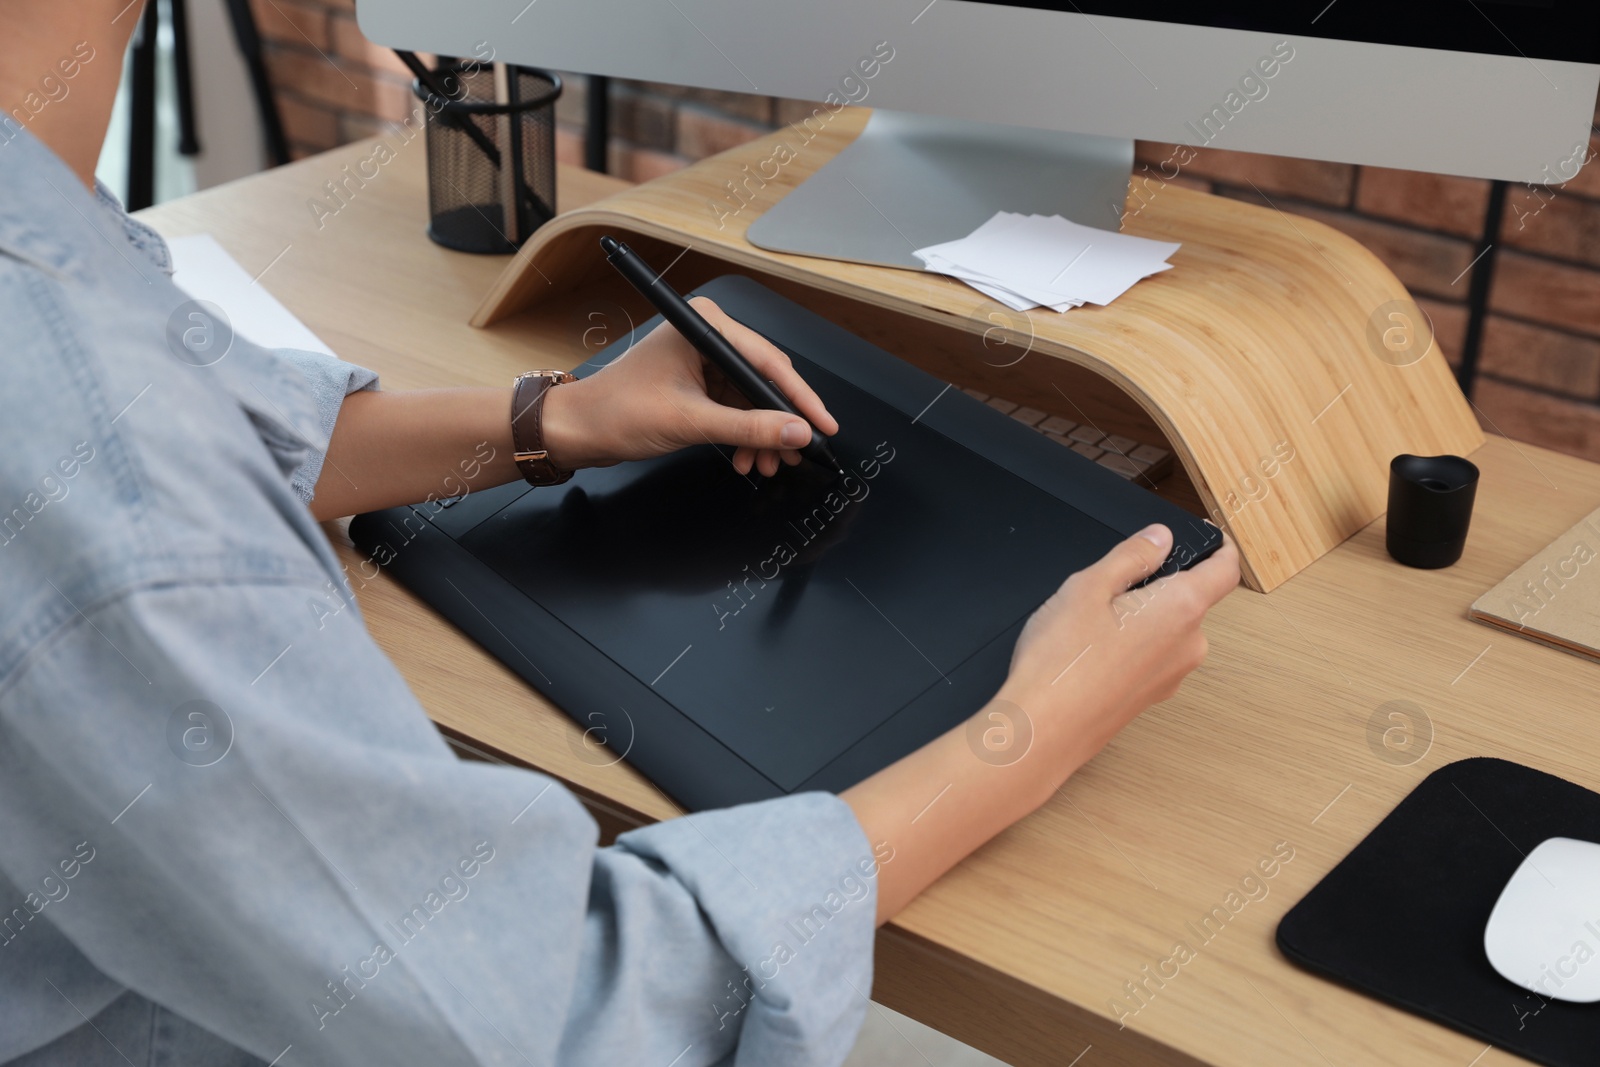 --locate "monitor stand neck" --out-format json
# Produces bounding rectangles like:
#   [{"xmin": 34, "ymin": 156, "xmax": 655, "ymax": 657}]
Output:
[{"xmin": 745, "ymin": 108, "xmax": 1133, "ymax": 271}]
